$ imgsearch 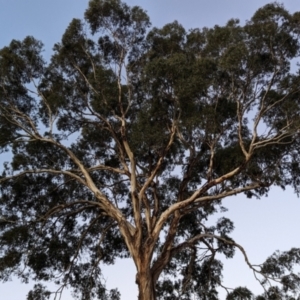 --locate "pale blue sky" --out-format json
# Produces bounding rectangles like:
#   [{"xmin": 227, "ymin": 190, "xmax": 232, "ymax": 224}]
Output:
[{"xmin": 0, "ymin": 1, "xmax": 300, "ymax": 299}]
